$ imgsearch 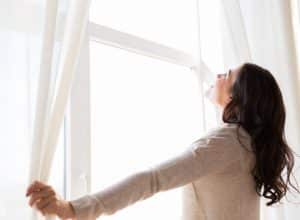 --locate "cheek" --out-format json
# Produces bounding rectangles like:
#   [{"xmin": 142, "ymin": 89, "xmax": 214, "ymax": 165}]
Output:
[
  {"xmin": 214, "ymin": 80, "xmax": 226, "ymax": 95},
  {"xmin": 211, "ymin": 80, "xmax": 228, "ymax": 104}
]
